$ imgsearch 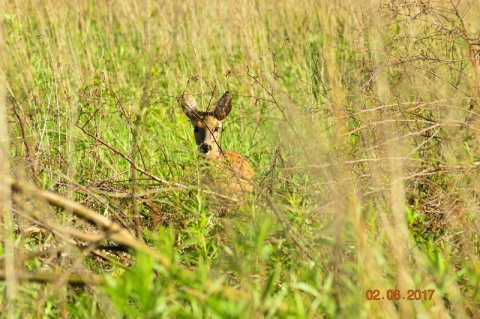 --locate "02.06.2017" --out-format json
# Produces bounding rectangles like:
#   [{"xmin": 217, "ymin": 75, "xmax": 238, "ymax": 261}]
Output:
[{"xmin": 365, "ymin": 289, "xmax": 435, "ymax": 301}]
